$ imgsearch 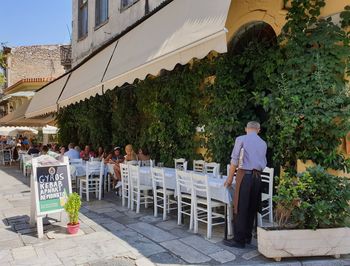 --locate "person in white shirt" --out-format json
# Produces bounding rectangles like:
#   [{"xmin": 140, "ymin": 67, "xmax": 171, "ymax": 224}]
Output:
[{"xmin": 64, "ymin": 143, "xmax": 80, "ymax": 160}]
